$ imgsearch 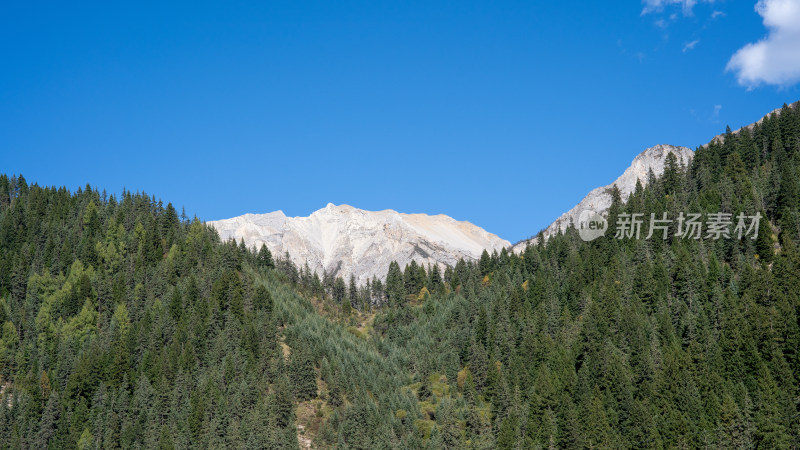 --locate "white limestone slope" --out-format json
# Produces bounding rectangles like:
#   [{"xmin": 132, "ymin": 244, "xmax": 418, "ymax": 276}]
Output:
[
  {"xmin": 208, "ymin": 204, "xmax": 510, "ymax": 285},
  {"xmin": 512, "ymin": 144, "xmax": 694, "ymax": 253}
]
